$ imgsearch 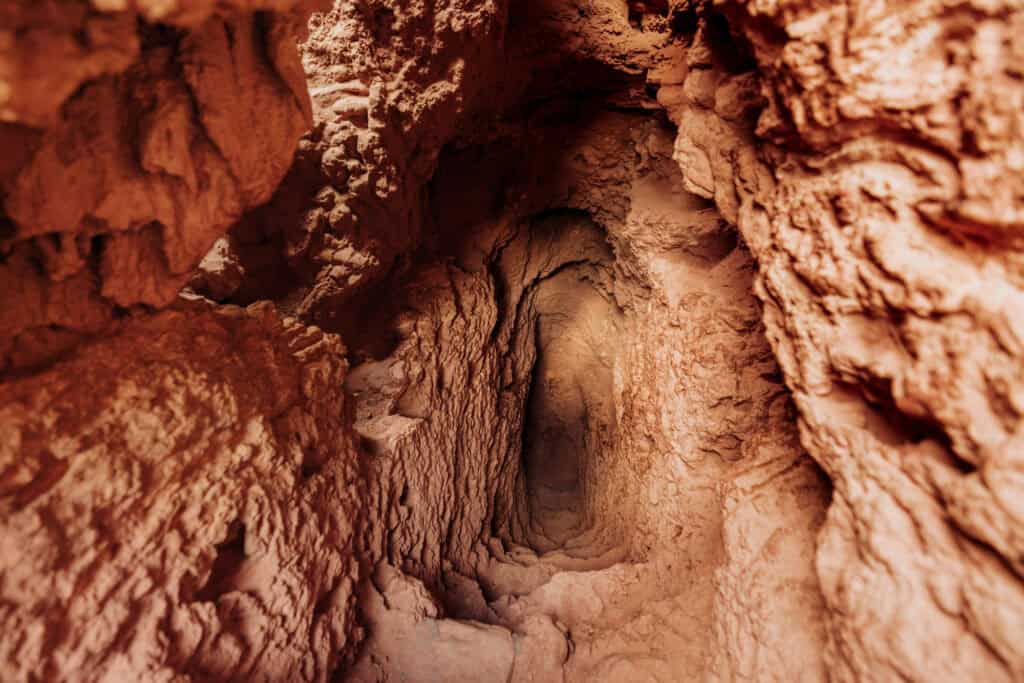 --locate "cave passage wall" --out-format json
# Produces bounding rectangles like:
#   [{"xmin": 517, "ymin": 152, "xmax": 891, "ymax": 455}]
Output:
[{"xmin": 1, "ymin": 0, "xmax": 1023, "ymax": 681}]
